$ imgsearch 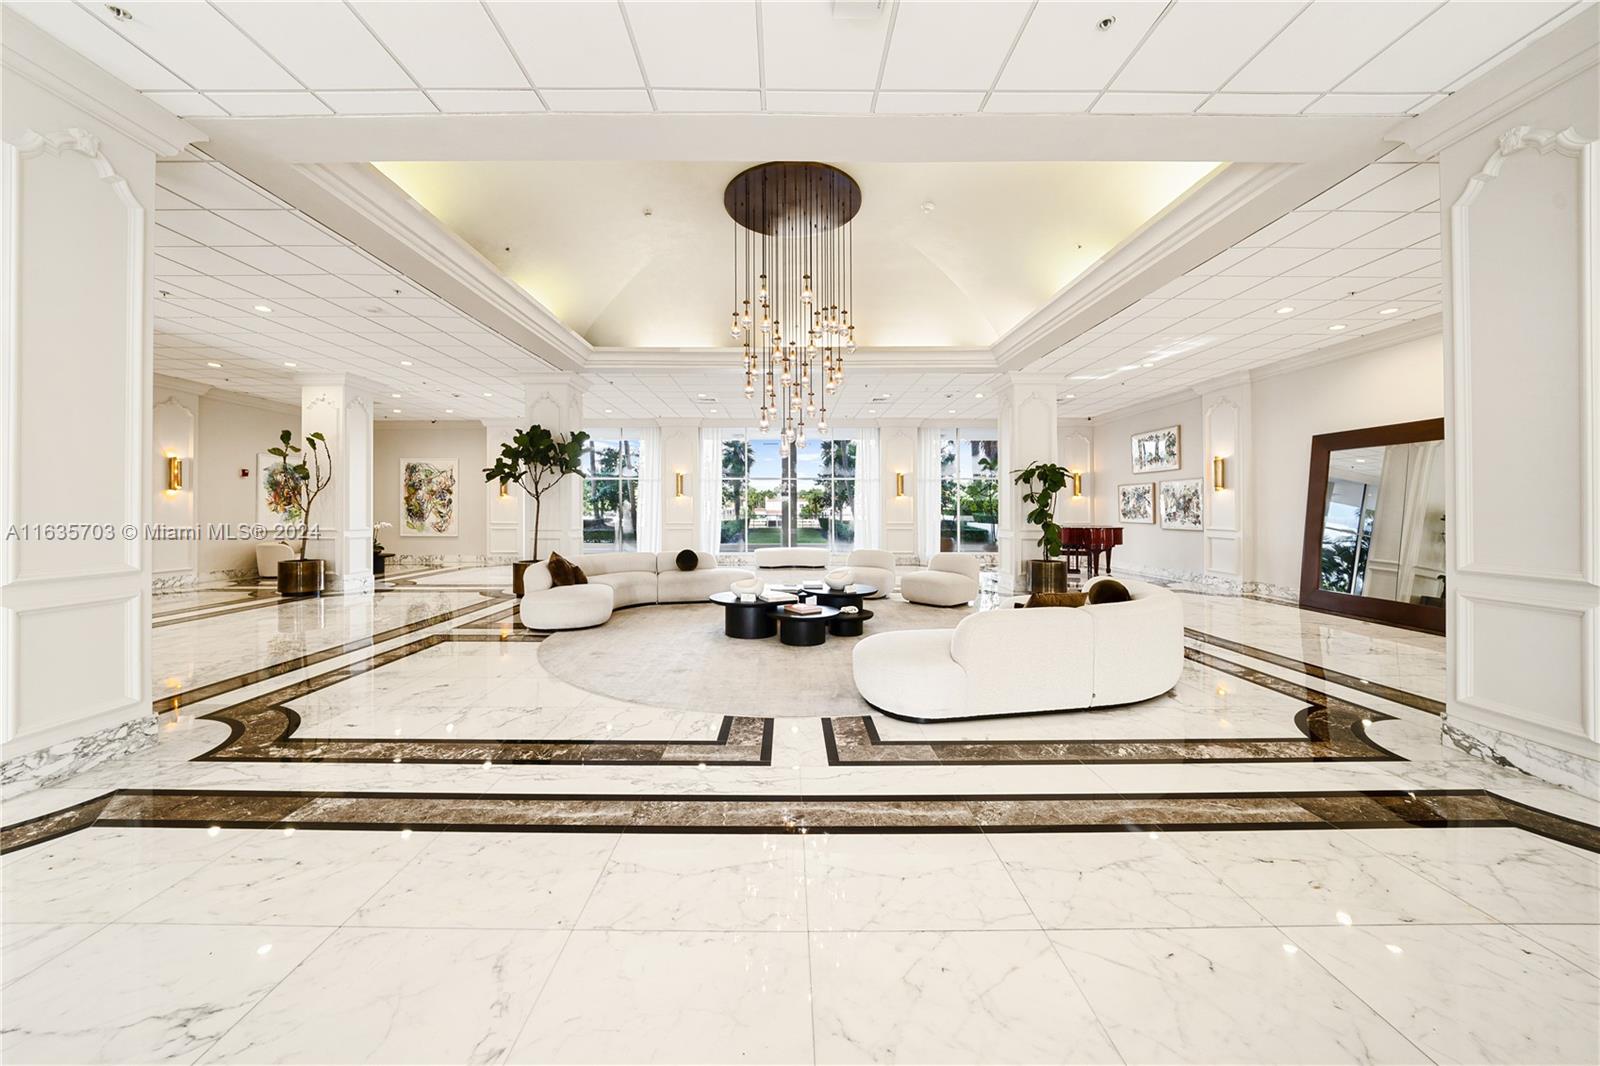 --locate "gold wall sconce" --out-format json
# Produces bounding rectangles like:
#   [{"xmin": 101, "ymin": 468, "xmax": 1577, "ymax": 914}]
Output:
[
  {"xmin": 1069, "ymin": 471, "xmax": 1083, "ymax": 497},
  {"xmin": 1212, "ymin": 455, "xmax": 1226, "ymax": 491},
  {"xmin": 895, "ymin": 472, "xmax": 906, "ymax": 498},
  {"xmin": 165, "ymin": 454, "xmax": 185, "ymax": 493},
  {"xmin": 675, "ymin": 471, "xmax": 686, "ymax": 498},
  {"xmin": 498, "ymin": 480, "xmax": 510, "ymax": 499}
]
